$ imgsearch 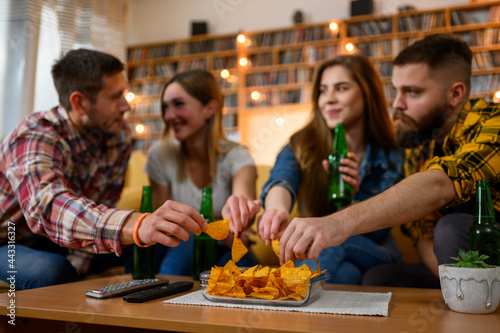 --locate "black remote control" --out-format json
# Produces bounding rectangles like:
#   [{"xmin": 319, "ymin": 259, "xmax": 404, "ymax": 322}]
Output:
[
  {"xmin": 123, "ymin": 281, "xmax": 194, "ymax": 303},
  {"xmin": 86, "ymin": 278, "xmax": 169, "ymax": 299}
]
